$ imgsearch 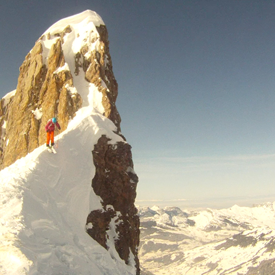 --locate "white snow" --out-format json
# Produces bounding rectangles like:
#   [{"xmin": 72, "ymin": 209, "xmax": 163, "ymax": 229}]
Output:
[
  {"xmin": 65, "ymin": 84, "xmax": 78, "ymax": 96},
  {"xmin": 44, "ymin": 10, "xmax": 104, "ymax": 35},
  {"xmin": 151, "ymin": 205, "xmax": 161, "ymax": 212},
  {"xmin": 53, "ymin": 62, "xmax": 70, "ymax": 74},
  {"xmin": 40, "ymin": 10, "xmax": 105, "ymax": 109},
  {"xmin": 139, "ymin": 204, "xmax": 275, "ymax": 275},
  {"xmin": 0, "ymin": 110, "xmax": 134, "ymax": 274},
  {"xmin": 0, "ymin": 108, "xmax": 134, "ymax": 275},
  {"xmin": 0, "ymin": 10, "xmax": 136, "ymax": 275},
  {"xmin": 31, "ymin": 107, "xmax": 43, "ymax": 120},
  {"xmin": 2, "ymin": 89, "xmax": 16, "ymax": 108}
]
